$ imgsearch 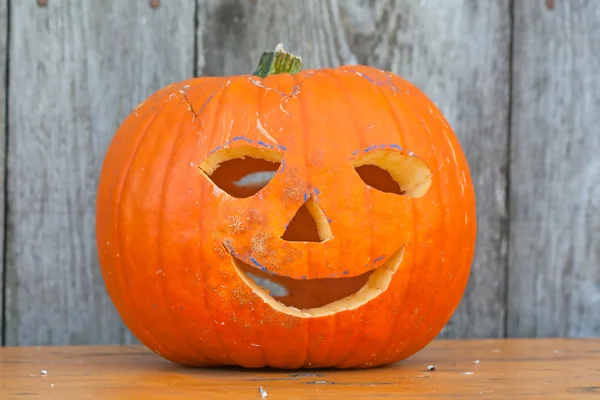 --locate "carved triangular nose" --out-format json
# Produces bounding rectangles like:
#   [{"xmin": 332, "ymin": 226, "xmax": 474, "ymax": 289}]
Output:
[{"xmin": 281, "ymin": 197, "xmax": 332, "ymax": 243}]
